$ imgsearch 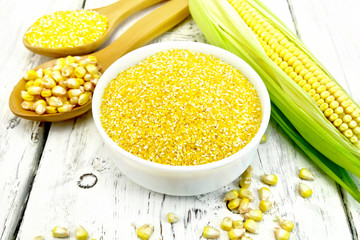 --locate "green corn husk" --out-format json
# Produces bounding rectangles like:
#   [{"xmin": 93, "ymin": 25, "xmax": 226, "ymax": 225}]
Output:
[{"xmin": 189, "ymin": 0, "xmax": 360, "ymax": 200}]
